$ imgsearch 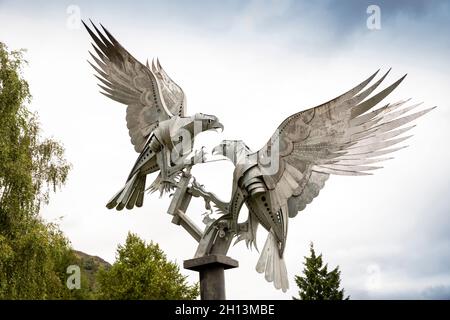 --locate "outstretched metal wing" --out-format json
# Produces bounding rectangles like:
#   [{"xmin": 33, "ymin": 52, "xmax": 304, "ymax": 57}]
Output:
[
  {"xmin": 254, "ymin": 69, "xmax": 435, "ymax": 218},
  {"xmin": 151, "ymin": 58, "xmax": 186, "ymax": 117},
  {"xmin": 83, "ymin": 21, "xmax": 186, "ymax": 152}
]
